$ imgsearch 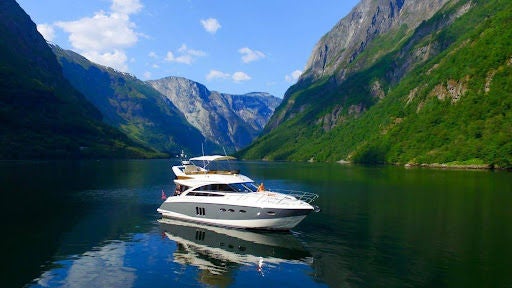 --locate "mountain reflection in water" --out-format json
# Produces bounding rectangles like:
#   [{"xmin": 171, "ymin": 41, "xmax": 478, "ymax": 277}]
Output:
[{"xmin": 158, "ymin": 218, "xmax": 312, "ymax": 286}]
